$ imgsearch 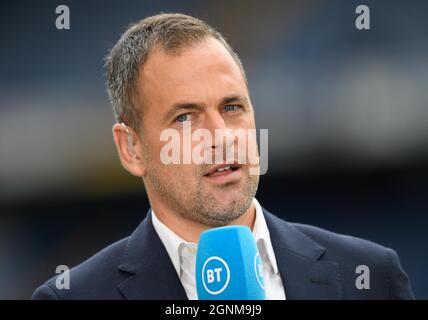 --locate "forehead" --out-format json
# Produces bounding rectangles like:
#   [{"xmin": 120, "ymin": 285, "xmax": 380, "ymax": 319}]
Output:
[{"xmin": 138, "ymin": 37, "xmax": 247, "ymax": 111}]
